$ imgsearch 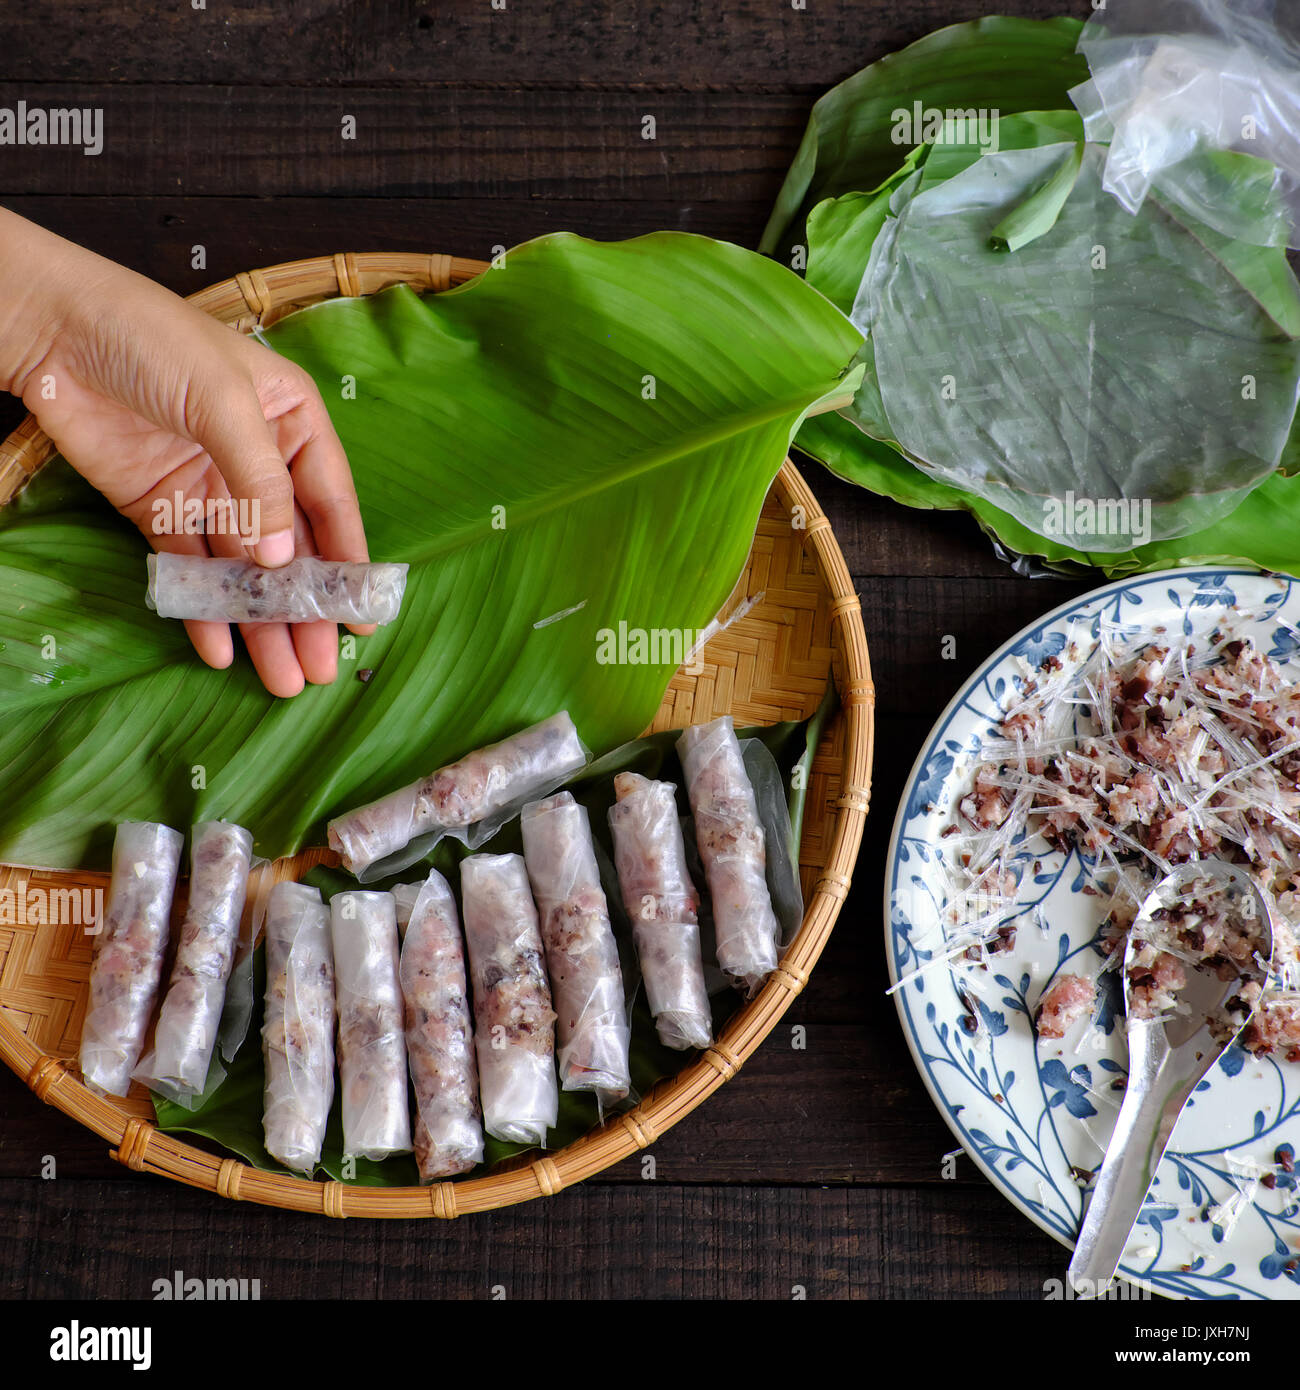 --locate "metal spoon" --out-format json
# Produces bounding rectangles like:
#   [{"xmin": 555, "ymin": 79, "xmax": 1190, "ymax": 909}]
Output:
[{"xmin": 1067, "ymin": 859, "xmax": 1276, "ymax": 1296}]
